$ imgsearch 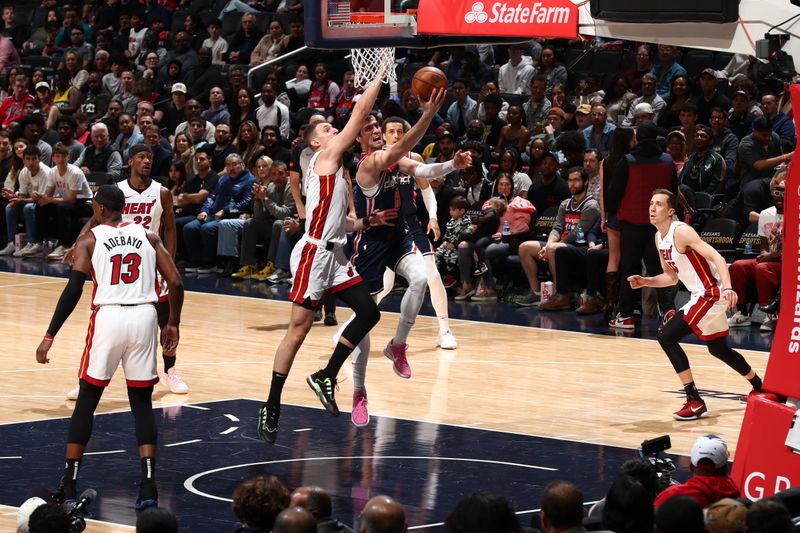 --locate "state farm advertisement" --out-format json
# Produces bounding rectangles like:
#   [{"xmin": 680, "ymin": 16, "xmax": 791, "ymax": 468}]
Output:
[{"xmin": 416, "ymin": 0, "xmax": 578, "ymax": 39}]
